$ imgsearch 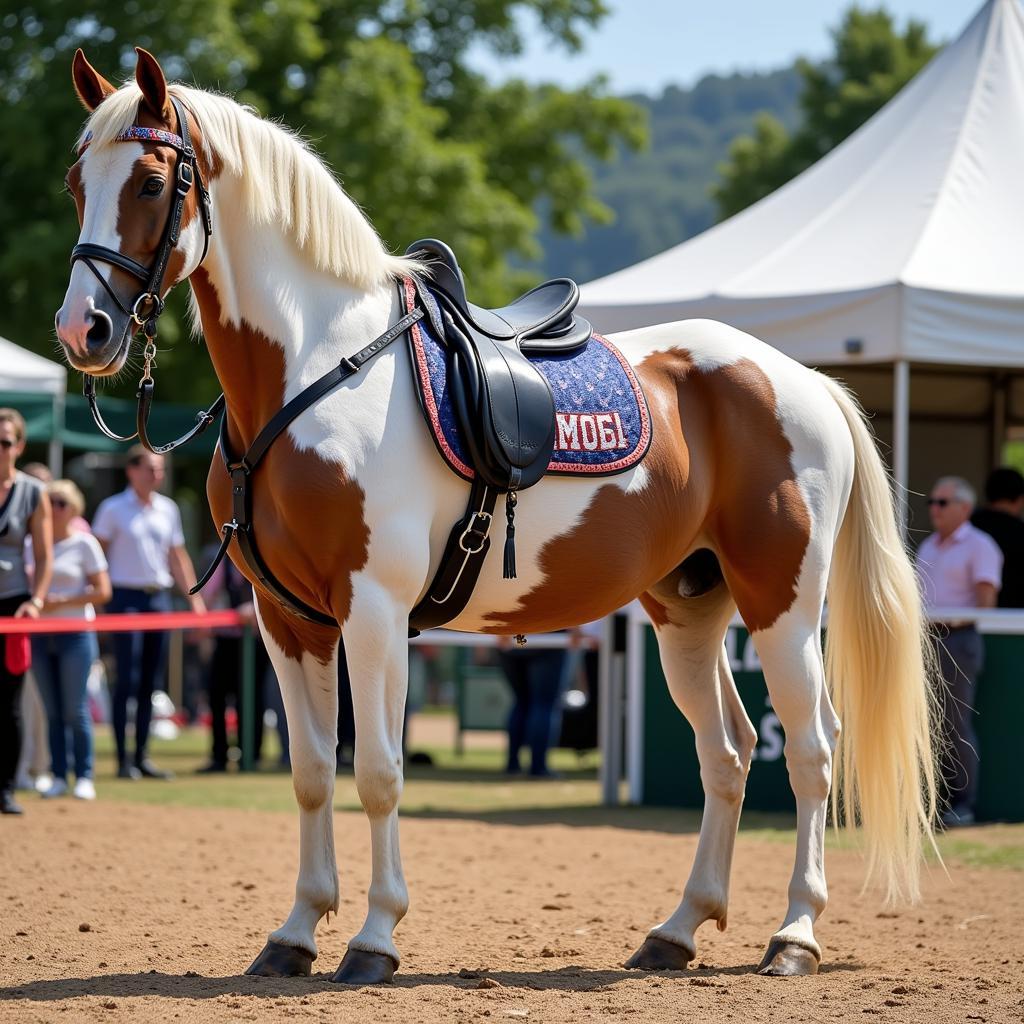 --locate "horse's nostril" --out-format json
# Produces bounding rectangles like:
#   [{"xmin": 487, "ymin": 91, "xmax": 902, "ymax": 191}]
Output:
[{"xmin": 86, "ymin": 308, "xmax": 113, "ymax": 346}]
